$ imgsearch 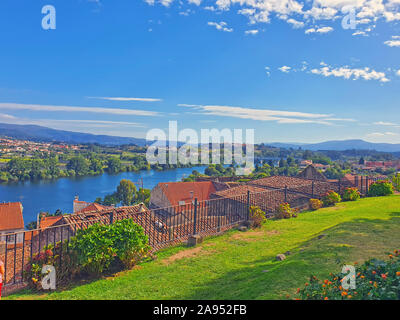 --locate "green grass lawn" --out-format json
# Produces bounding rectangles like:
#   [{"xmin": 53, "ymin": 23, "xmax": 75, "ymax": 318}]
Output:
[{"xmin": 7, "ymin": 195, "xmax": 400, "ymax": 300}]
